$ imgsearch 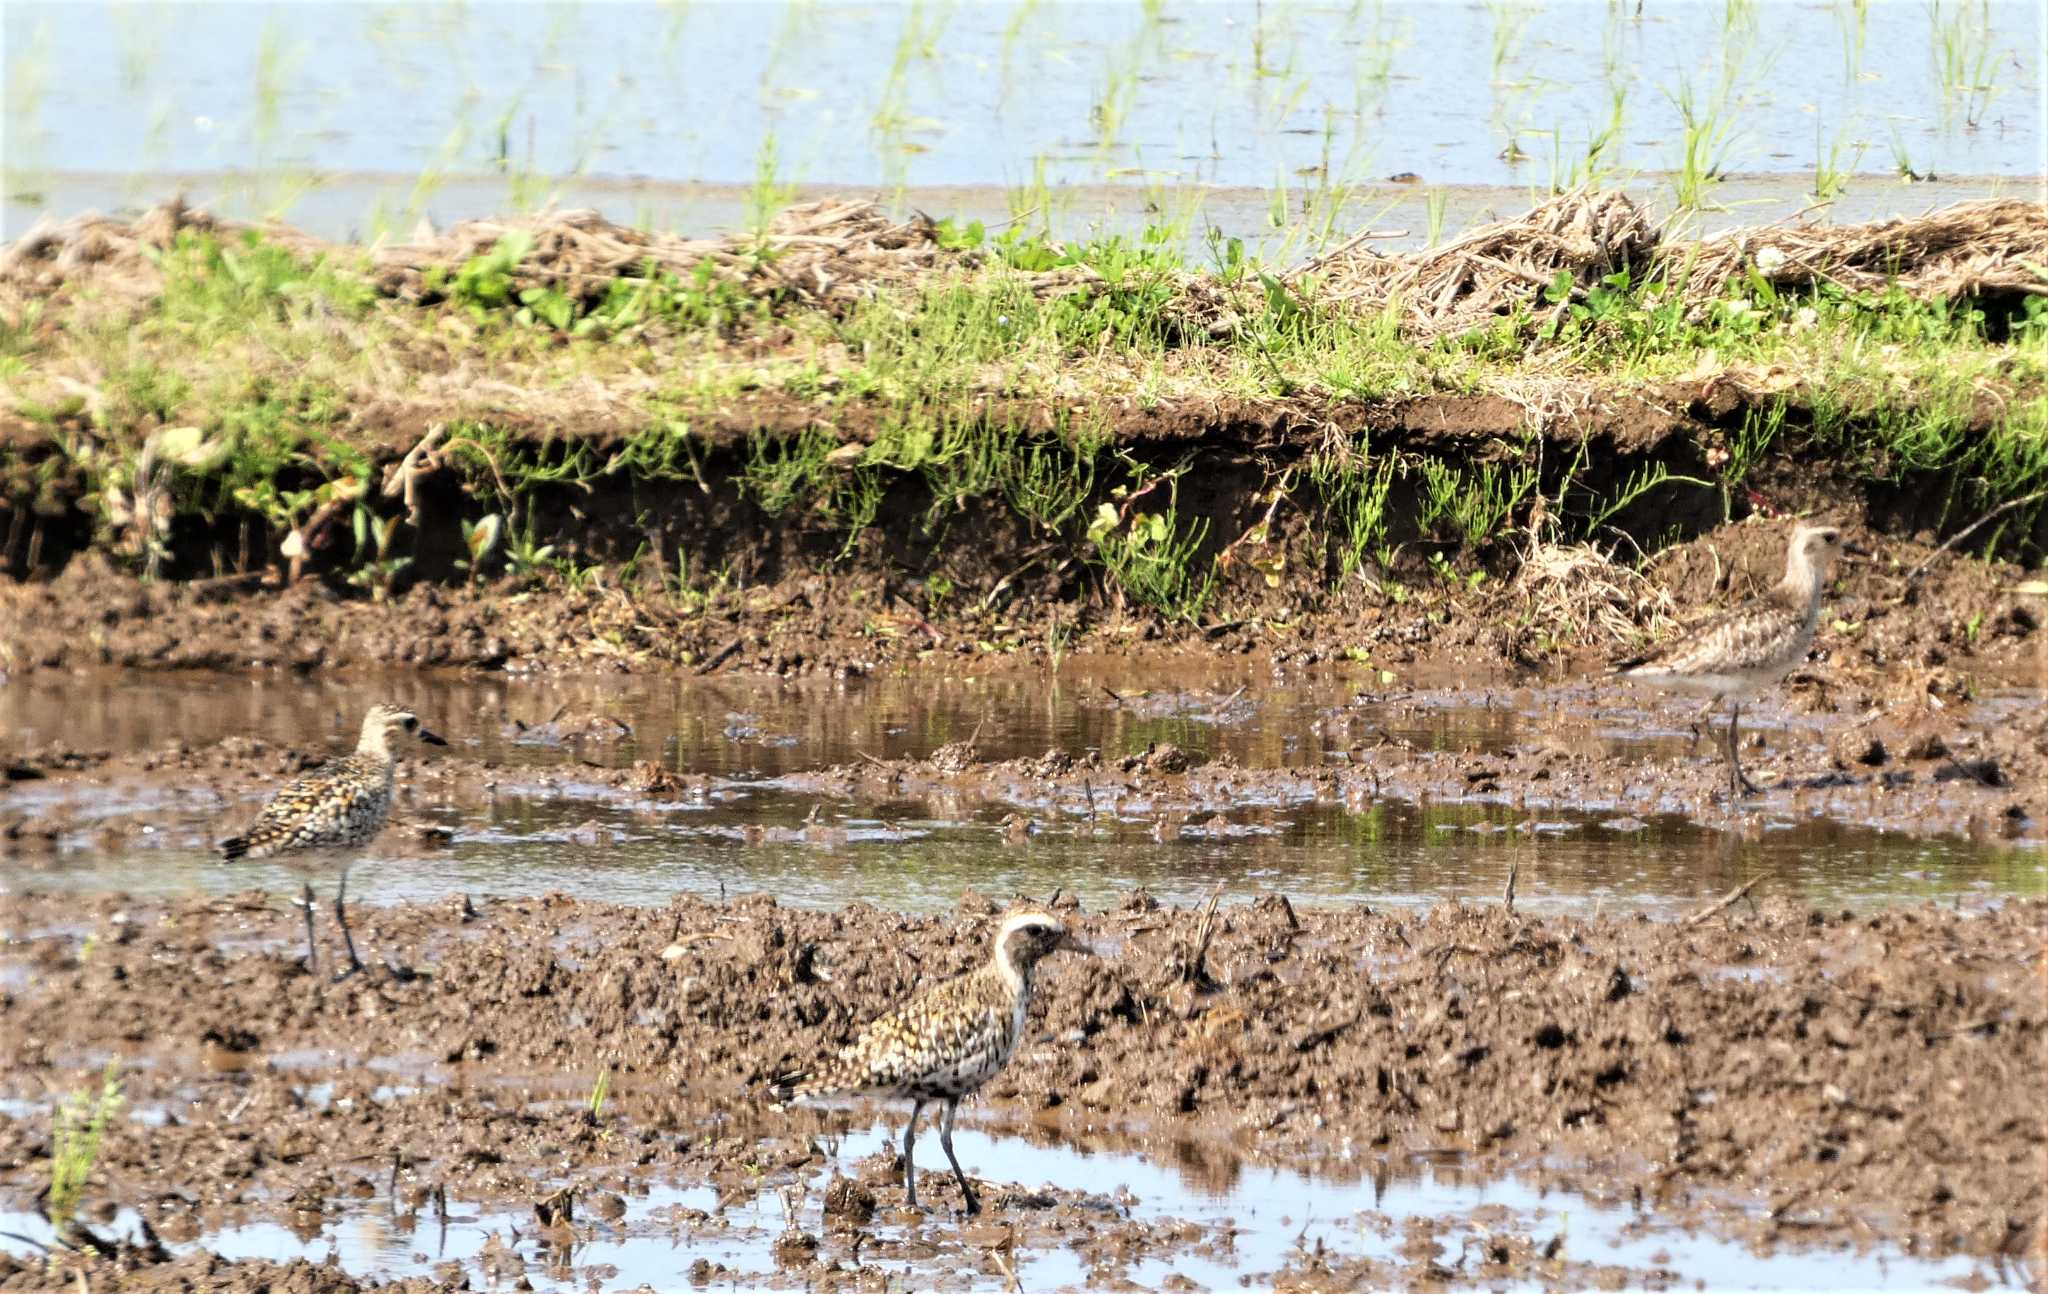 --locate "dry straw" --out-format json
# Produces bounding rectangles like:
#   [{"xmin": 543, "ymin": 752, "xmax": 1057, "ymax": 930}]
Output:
[
  {"xmin": 4, "ymin": 191, "xmax": 2044, "ymax": 340},
  {"xmin": 1297, "ymin": 190, "xmax": 2048, "ymax": 338}
]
